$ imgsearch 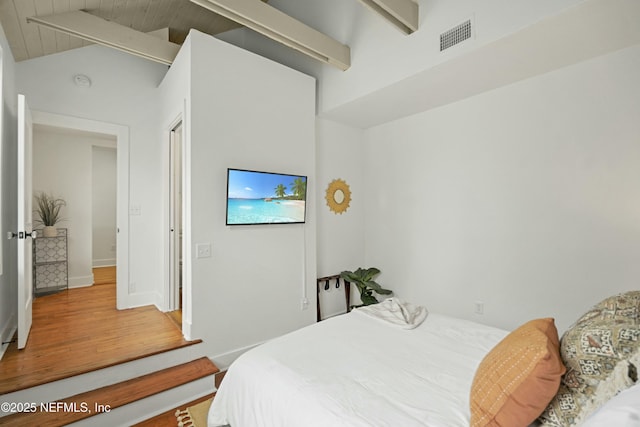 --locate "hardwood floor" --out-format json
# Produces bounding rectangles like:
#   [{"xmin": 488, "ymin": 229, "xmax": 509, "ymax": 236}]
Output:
[
  {"xmin": 93, "ymin": 265, "xmax": 117, "ymax": 285},
  {"xmin": 0, "ymin": 268, "xmax": 199, "ymax": 395},
  {"xmin": 167, "ymin": 309, "xmax": 182, "ymax": 329}
]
